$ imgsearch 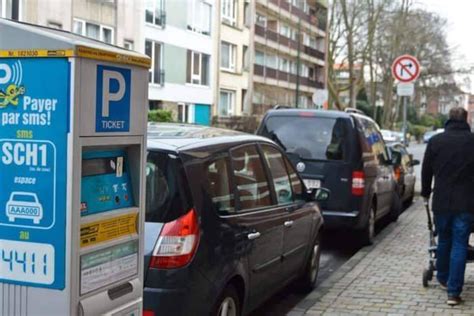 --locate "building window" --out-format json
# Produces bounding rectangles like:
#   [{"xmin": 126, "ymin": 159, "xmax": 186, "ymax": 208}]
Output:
[
  {"xmin": 186, "ymin": 50, "xmax": 210, "ymax": 86},
  {"xmin": 256, "ymin": 13, "xmax": 266, "ymax": 27},
  {"xmin": 243, "ymin": 45, "xmax": 249, "ymax": 70},
  {"xmin": 244, "ymin": 1, "xmax": 251, "ymax": 27},
  {"xmin": 279, "ymin": 57, "xmax": 289, "ymax": 73},
  {"xmin": 255, "ymin": 50, "xmax": 265, "ymax": 66},
  {"xmin": 73, "ymin": 19, "xmax": 114, "ymax": 44},
  {"xmin": 290, "ymin": 61, "xmax": 298, "ymax": 74},
  {"xmin": 279, "ymin": 23, "xmax": 291, "ymax": 38},
  {"xmin": 298, "ymin": 95, "xmax": 308, "ymax": 108},
  {"xmin": 222, "ymin": 0, "xmax": 236, "ymax": 26},
  {"xmin": 220, "ymin": 41, "xmax": 236, "ymax": 72},
  {"xmin": 145, "ymin": 0, "xmax": 165, "ymax": 27},
  {"xmin": 145, "ymin": 40, "xmax": 164, "ymax": 85},
  {"xmin": 1, "ymin": 0, "xmax": 19, "ymax": 20},
  {"xmin": 187, "ymin": 0, "xmax": 211, "ymax": 35},
  {"xmin": 265, "ymin": 54, "xmax": 277, "ymax": 69},
  {"xmin": 300, "ymin": 63, "xmax": 309, "ymax": 77},
  {"xmin": 178, "ymin": 103, "xmax": 194, "ymax": 123},
  {"xmin": 47, "ymin": 21, "xmax": 62, "ymax": 29},
  {"xmin": 242, "ymin": 89, "xmax": 247, "ymax": 112},
  {"xmin": 124, "ymin": 40, "xmax": 134, "ymax": 51},
  {"xmin": 219, "ymin": 90, "xmax": 235, "ymax": 117}
]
